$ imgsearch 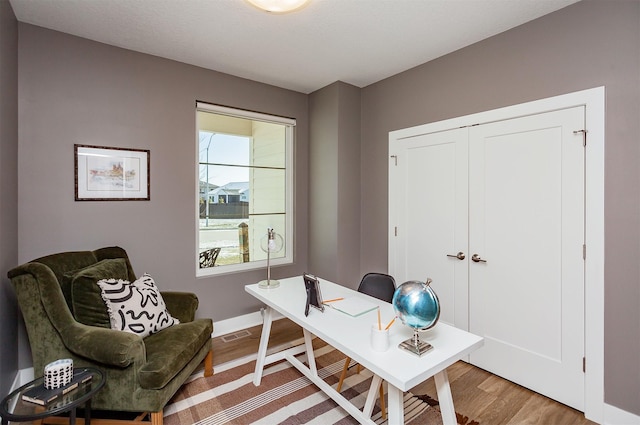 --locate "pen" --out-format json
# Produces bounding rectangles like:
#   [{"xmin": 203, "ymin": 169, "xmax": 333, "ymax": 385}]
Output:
[
  {"xmin": 384, "ymin": 317, "xmax": 396, "ymax": 330},
  {"xmin": 322, "ymin": 297, "xmax": 344, "ymax": 304},
  {"xmin": 377, "ymin": 308, "xmax": 382, "ymax": 330}
]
